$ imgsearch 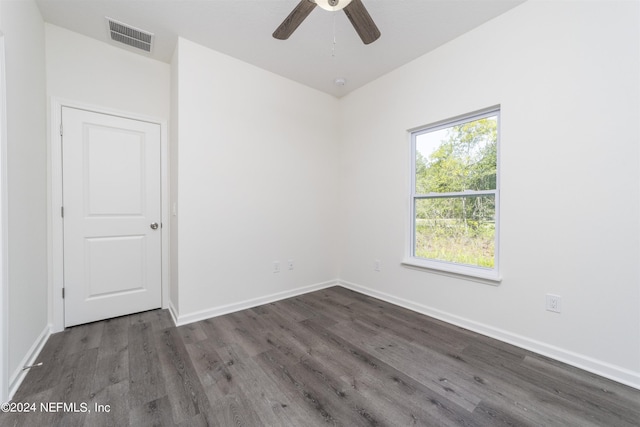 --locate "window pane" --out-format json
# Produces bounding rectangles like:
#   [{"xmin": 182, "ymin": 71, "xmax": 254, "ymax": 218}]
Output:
[
  {"xmin": 414, "ymin": 195, "xmax": 495, "ymax": 268},
  {"xmin": 415, "ymin": 116, "xmax": 497, "ymax": 194}
]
